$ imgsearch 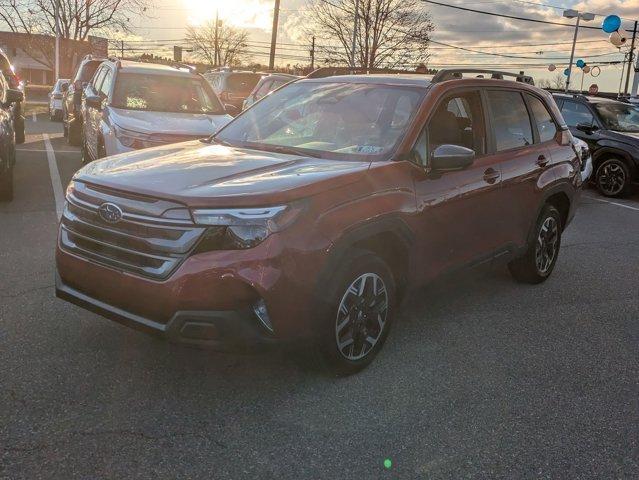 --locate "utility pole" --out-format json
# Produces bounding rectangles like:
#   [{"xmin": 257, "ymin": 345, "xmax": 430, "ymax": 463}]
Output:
[
  {"xmin": 624, "ymin": 21, "xmax": 638, "ymax": 96},
  {"xmin": 54, "ymin": 0, "xmax": 61, "ymax": 80},
  {"xmin": 269, "ymin": 0, "xmax": 281, "ymax": 70},
  {"xmin": 563, "ymin": 10, "xmax": 595, "ymax": 93},
  {"xmin": 350, "ymin": 0, "xmax": 360, "ymax": 71},
  {"xmin": 310, "ymin": 36, "xmax": 315, "ymax": 70},
  {"xmin": 120, "ymin": 40, "xmax": 124, "ymax": 57},
  {"xmin": 214, "ymin": 9, "xmax": 219, "ymax": 67}
]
